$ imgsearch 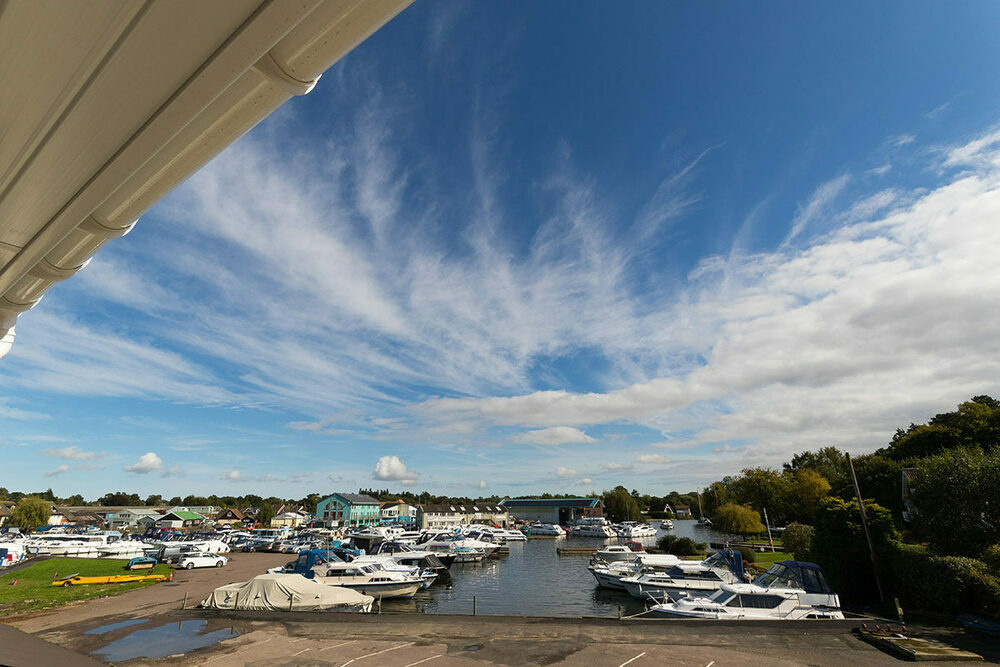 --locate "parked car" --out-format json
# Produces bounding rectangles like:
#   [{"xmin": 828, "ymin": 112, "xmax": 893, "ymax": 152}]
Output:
[{"xmin": 178, "ymin": 552, "xmax": 229, "ymax": 569}]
